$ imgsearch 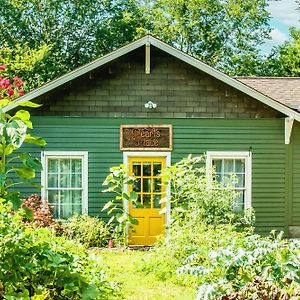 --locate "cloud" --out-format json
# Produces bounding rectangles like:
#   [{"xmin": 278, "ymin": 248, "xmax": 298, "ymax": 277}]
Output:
[
  {"xmin": 270, "ymin": 28, "xmax": 289, "ymax": 43},
  {"xmin": 268, "ymin": 0, "xmax": 299, "ymax": 27}
]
